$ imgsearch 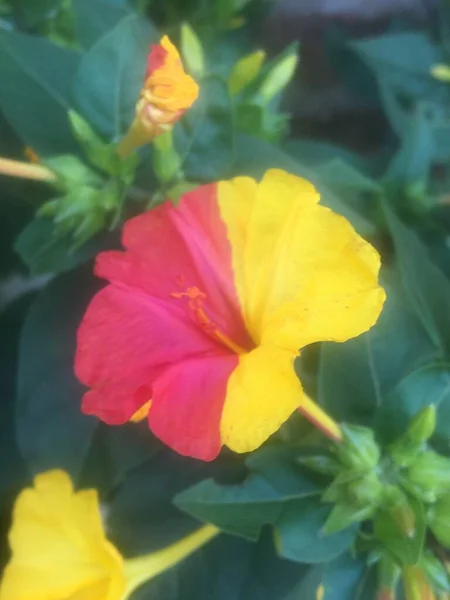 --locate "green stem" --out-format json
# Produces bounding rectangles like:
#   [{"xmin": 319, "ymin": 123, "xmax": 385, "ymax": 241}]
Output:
[{"xmin": 123, "ymin": 524, "xmax": 219, "ymax": 598}]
